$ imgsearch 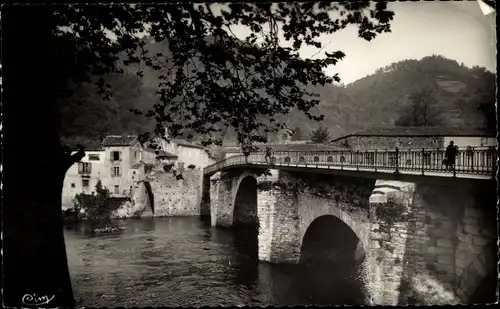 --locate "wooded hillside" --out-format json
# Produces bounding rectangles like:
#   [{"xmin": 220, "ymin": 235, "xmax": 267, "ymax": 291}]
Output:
[{"xmin": 59, "ymin": 44, "xmax": 496, "ymax": 148}]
